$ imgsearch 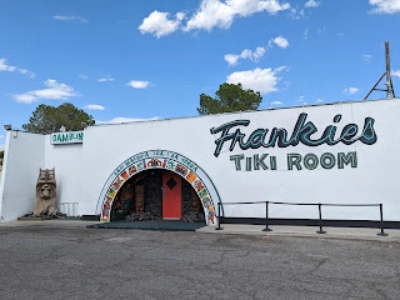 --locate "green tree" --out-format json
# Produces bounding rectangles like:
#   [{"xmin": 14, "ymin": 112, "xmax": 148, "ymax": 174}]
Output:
[
  {"xmin": 22, "ymin": 103, "xmax": 95, "ymax": 134},
  {"xmin": 197, "ymin": 83, "xmax": 262, "ymax": 115}
]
